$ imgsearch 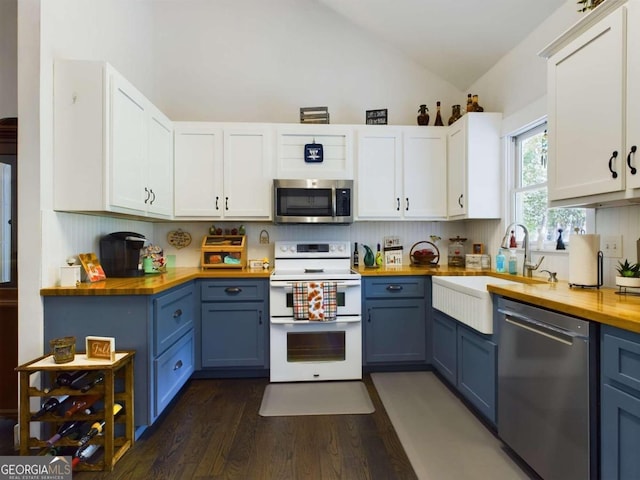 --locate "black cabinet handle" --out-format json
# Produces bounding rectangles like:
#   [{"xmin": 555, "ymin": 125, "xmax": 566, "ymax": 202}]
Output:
[
  {"xmin": 149, "ymin": 189, "xmax": 156, "ymax": 205},
  {"xmin": 225, "ymin": 197, "xmax": 229, "ymax": 210},
  {"xmin": 458, "ymin": 194, "xmax": 464, "ymax": 208},
  {"xmin": 173, "ymin": 360, "xmax": 183, "ymax": 371},
  {"xmin": 386, "ymin": 285, "xmax": 403, "ymax": 292},
  {"xmin": 627, "ymin": 145, "xmax": 637, "ymax": 175},
  {"xmin": 173, "ymin": 309, "xmax": 182, "ymax": 319},
  {"xmin": 367, "ymin": 308, "xmax": 371, "ymax": 323},
  {"xmin": 144, "ymin": 187, "xmax": 150, "ymax": 204},
  {"xmin": 609, "ymin": 150, "xmax": 619, "ymax": 179},
  {"xmin": 215, "ymin": 196, "xmax": 219, "ymax": 210},
  {"xmin": 405, "ymin": 197, "xmax": 409, "ymax": 211},
  {"xmin": 258, "ymin": 310, "xmax": 262, "ymax": 325},
  {"xmin": 396, "ymin": 197, "xmax": 400, "ymax": 211},
  {"xmin": 225, "ymin": 287, "xmax": 242, "ymax": 294}
]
